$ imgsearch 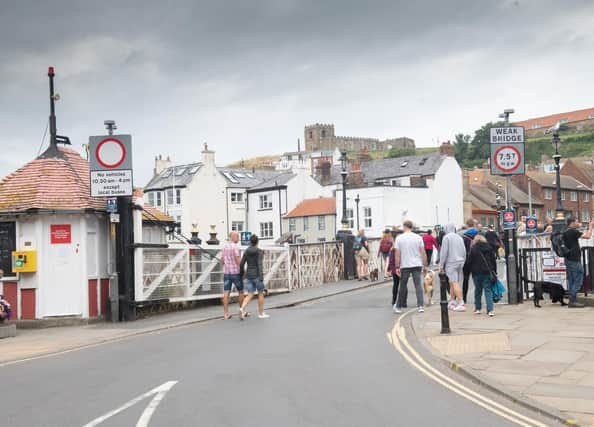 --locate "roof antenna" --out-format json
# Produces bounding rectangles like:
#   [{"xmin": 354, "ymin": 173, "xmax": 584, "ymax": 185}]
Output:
[{"xmin": 38, "ymin": 67, "xmax": 70, "ymax": 159}]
